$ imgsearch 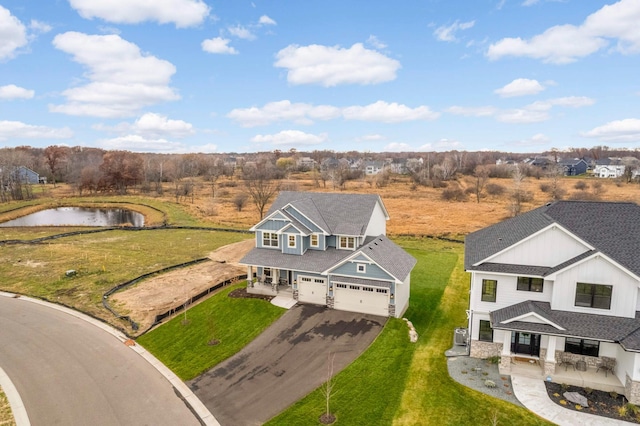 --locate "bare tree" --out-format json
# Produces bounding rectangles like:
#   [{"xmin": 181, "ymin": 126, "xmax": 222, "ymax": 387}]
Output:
[
  {"xmin": 233, "ymin": 193, "xmax": 248, "ymax": 212},
  {"xmin": 545, "ymin": 163, "xmax": 566, "ymax": 201},
  {"xmin": 243, "ymin": 166, "xmax": 280, "ymax": 220},
  {"xmin": 44, "ymin": 145, "xmax": 67, "ymax": 187},
  {"xmin": 320, "ymin": 353, "xmax": 337, "ymax": 424},
  {"xmin": 472, "ymin": 165, "xmax": 490, "ymax": 203}
]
